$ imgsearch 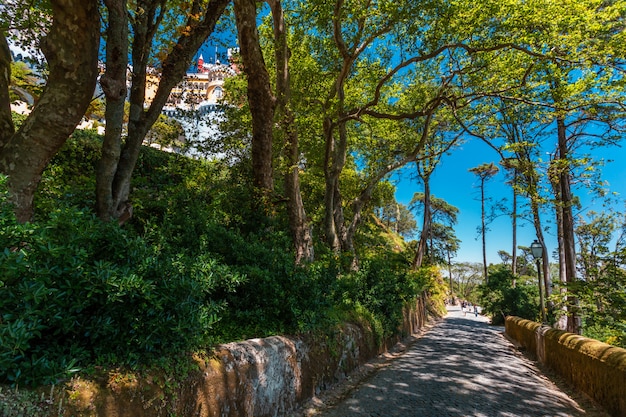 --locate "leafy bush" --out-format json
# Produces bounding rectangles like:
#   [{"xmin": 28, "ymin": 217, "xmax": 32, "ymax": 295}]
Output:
[
  {"xmin": 34, "ymin": 129, "xmax": 102, "ymax": 216},
  {"xmin": 1, "ymin": 136, "xmax": 435, "ymax": 389},
  {"xmin": 575, "ymin": 264, "xmax": 626, "ymax": 348},
  {"xmin": 584, "ymin": 322, "xmax": 626, "ymax": 348},
  {"xmin": 478, "ymin": 265, "xmax": 539, "ymax": 325},
  {"xmin": 331, "ymin": 253, "xmax": 431, "ymax": 341},
  {"xmin": 0, "ymin": 177, "xmax": 243, "ymax": 386}
]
